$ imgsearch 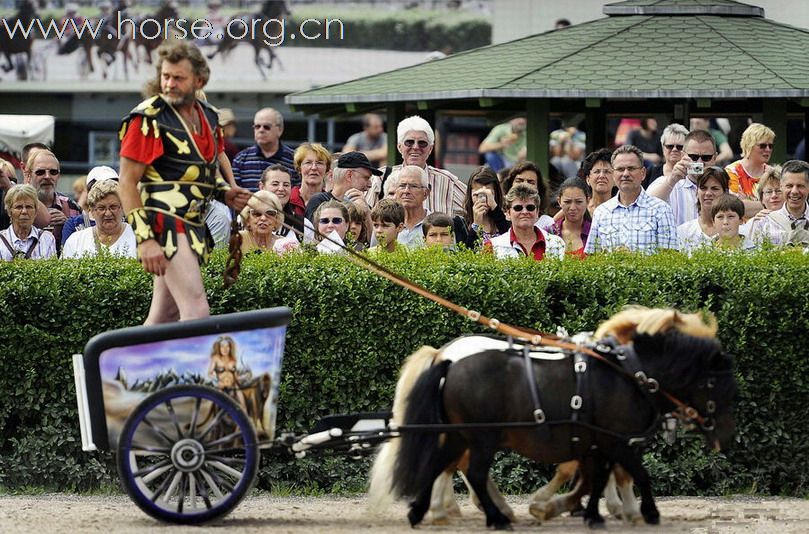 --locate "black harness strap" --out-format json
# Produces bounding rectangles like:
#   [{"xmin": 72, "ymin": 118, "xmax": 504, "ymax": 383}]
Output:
[
  {"xmin": 522, "ymin": 344, "xmax": 546, "ymax": 424},
  {"xmin": 569, "ymin": 351, "xmax": 589, "ymax": 455}
]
